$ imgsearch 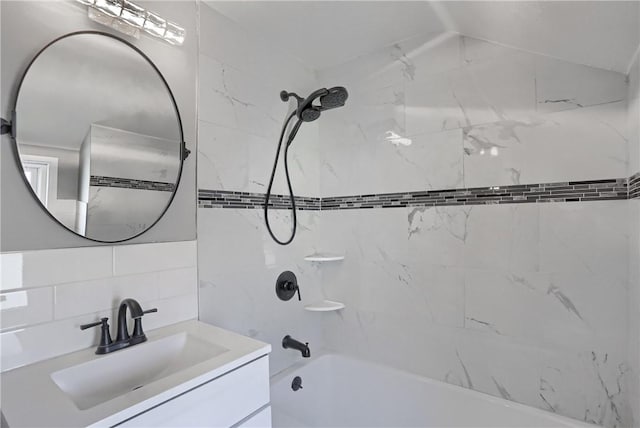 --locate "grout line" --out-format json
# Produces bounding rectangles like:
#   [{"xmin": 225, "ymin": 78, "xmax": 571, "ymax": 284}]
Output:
[
  {"xmin": 626, "ymin": 43, "xmax": 640, "ymax": 76},
  {"xmin": 112, "ymin": 246, "xmax": 116, "ymax": 276},
  {"xmin": 0, "ymin": 266, "xmax": 197, "ymax": 295}
]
